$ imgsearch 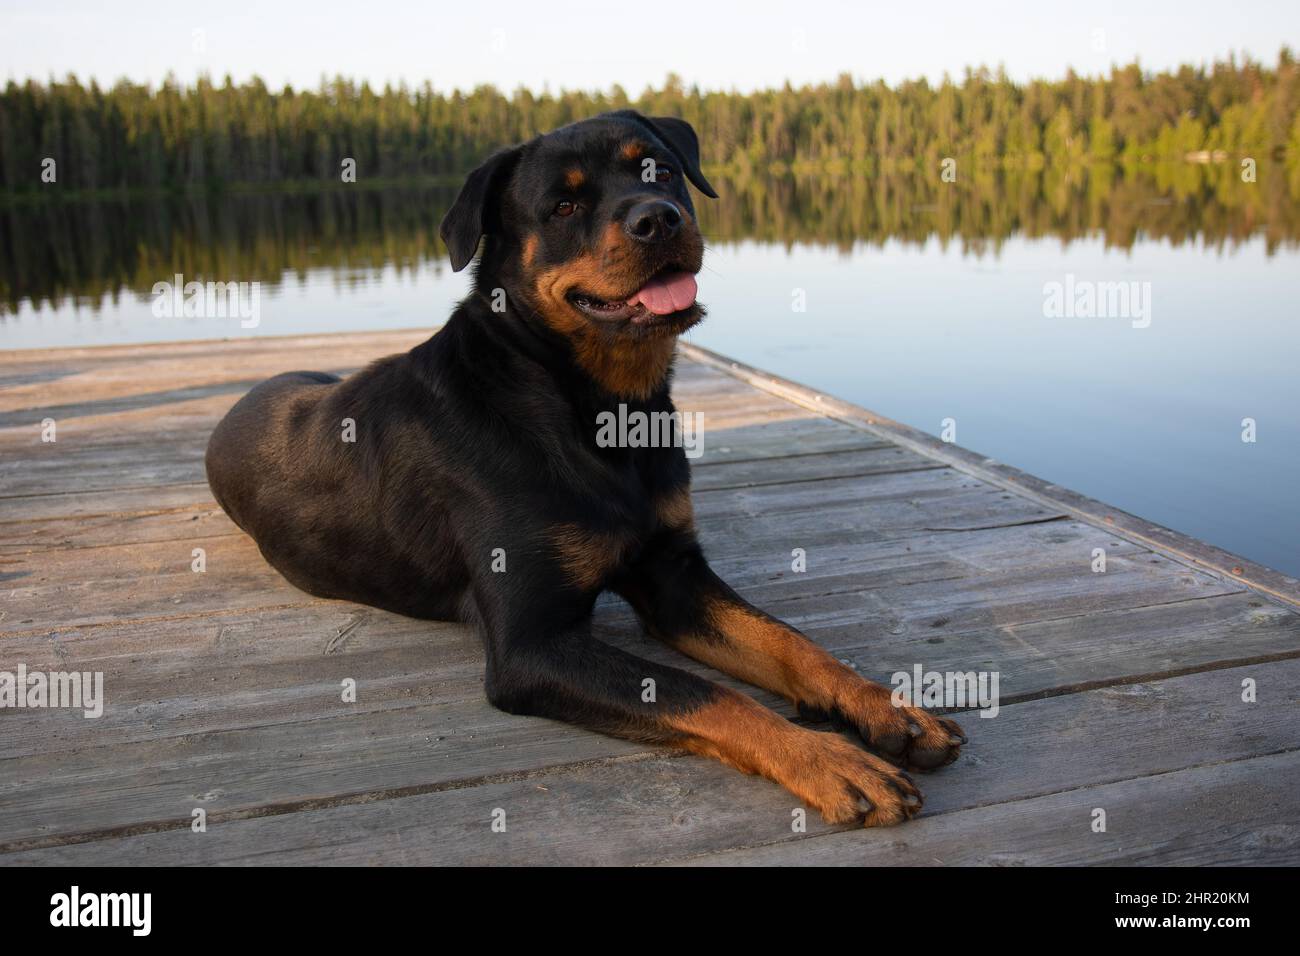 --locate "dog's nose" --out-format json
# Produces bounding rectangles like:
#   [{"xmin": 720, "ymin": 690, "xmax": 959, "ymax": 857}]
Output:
[{"xmin": 624, "ymin": 200, "xmax": 682, "ymax": 243}]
